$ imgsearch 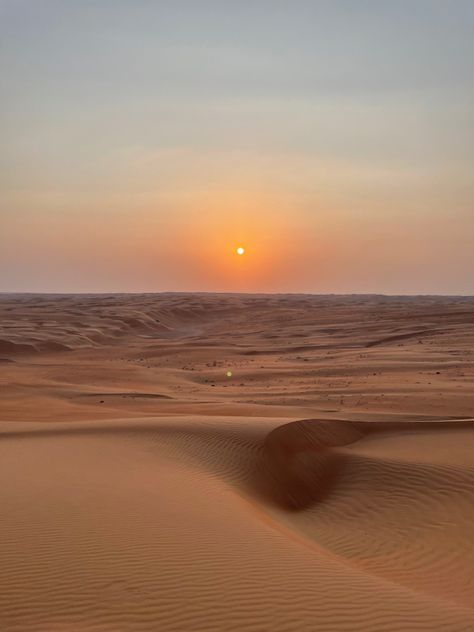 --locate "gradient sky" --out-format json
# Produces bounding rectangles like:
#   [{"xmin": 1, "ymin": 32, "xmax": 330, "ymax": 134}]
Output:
[{"xmin": 1, "ymin": 0, "xmax": 473, "ymax": 294}]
